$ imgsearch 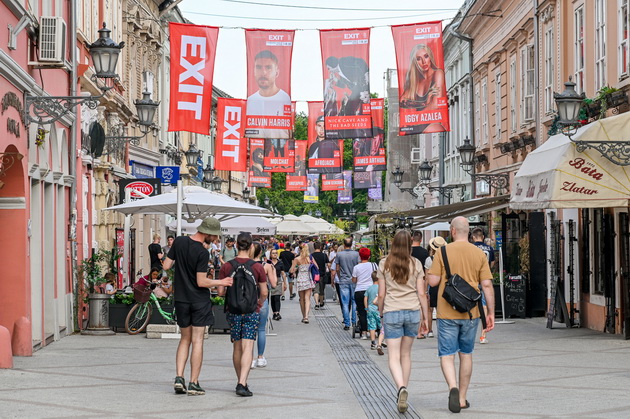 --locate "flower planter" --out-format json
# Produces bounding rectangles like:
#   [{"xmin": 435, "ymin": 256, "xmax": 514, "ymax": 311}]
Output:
[
  {"xmin": 109, "ymin": 304, "xmax": 133, "ymax": 331},
  {"xmin": 210, "ymin": 305, "xmax": 230, "ymax": 333},
  {"xmin": 149, "ymin": 305, "xmax": 174, "ymax": 325}
]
